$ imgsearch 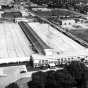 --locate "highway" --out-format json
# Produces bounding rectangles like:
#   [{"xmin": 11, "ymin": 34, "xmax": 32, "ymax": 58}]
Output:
[{"xmin": 0, "ymin": 22, "xmax": 33, "ymax": 59}]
